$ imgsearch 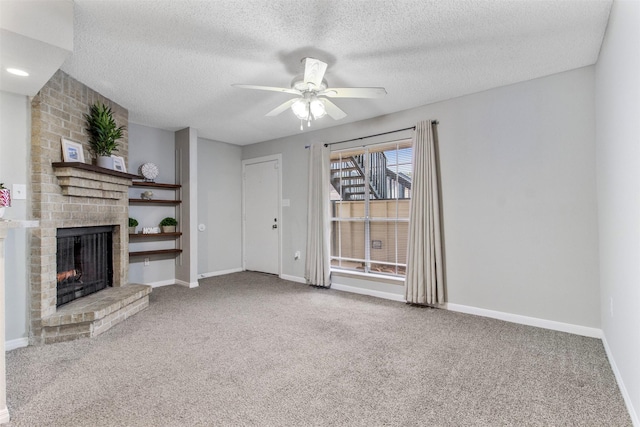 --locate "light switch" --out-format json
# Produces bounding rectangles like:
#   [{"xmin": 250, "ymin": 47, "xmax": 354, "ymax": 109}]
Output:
[{"xmin": 13, "ymin": 184, "xmax": 26, "ymax": 199}]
